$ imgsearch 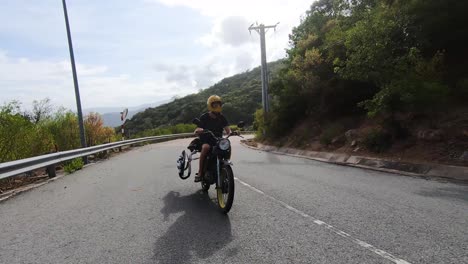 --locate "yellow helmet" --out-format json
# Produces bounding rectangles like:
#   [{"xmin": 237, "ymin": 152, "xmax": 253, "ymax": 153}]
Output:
[{"xmin": 207, "ymin": 95, "xmax": 223, "ymax": 113}]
